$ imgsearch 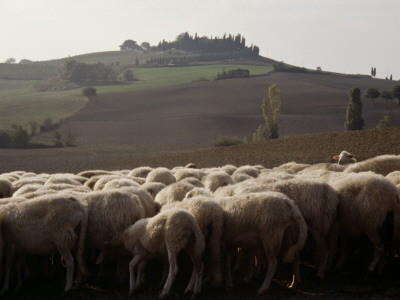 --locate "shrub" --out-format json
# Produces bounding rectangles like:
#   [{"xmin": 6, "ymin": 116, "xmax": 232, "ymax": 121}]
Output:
[
  {"xmin": 40, "ymin": 117, "xmax": 59, "ymax": 133},
  {"xmin": 215, "ymin": 69, "xmax": 250, "ymax": 80},
  {"xmin": 212, "ymin": 135, "xmax": 245, "ymax": 147},
  {"xmin": 377, "ymin": 115, "xmax": 392, "ymax": 129}
]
